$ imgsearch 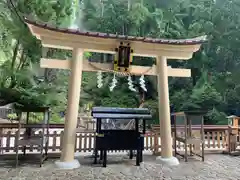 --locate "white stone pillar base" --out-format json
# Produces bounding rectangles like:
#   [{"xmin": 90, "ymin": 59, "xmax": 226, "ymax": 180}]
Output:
[
  {"xmin": 156, "ymin": 156, "xmax": 179, "ymax": 166},
  {"xmin": 55, "ymin": 159, "xmax": 80, "ymax": 169}
]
